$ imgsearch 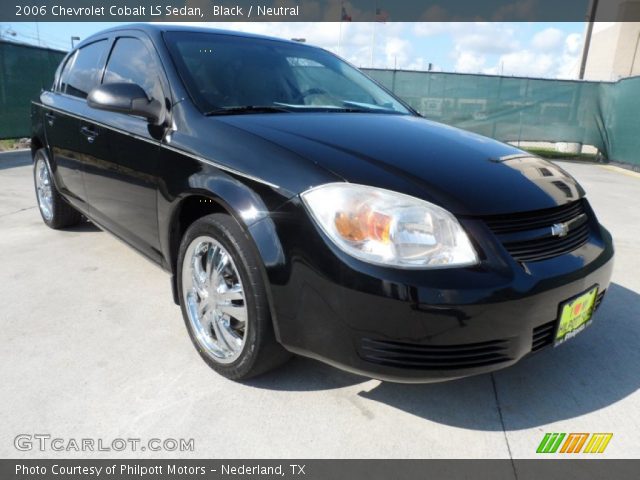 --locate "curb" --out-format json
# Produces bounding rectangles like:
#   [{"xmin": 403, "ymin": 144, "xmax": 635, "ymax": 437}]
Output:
[
  {"xmin": 0, "ymin": 148, "xmax": 30, "ymax": 154},
  {"xmin": 599, "ymin": 164, "xmax": 640, "ymax": 180}
]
